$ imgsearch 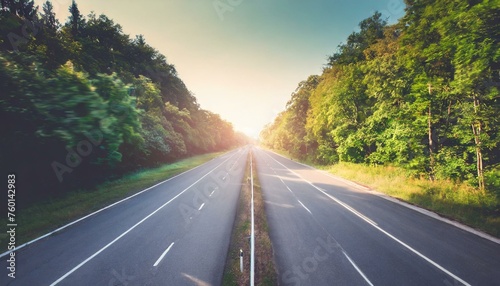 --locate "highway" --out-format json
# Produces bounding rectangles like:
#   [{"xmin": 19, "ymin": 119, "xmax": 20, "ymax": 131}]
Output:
[
  {"xmin": 253, "ymin": 147, "xmax": 500, "ymax": 286},
  {"xmin": 1, "ymin": 147, "xmax": 248, "ymax": 286},
  {"xmin": 3, "ymin": 146, "xmax": 500, "ymax": 286}
]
